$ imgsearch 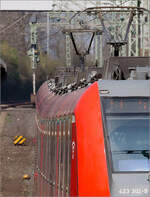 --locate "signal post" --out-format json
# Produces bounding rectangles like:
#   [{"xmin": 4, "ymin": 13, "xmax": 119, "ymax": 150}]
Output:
[{"xmin": 27, "ymin": 15, "xmax": 40, "ymax": 103}]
